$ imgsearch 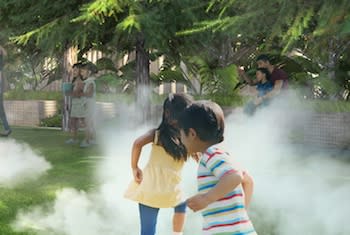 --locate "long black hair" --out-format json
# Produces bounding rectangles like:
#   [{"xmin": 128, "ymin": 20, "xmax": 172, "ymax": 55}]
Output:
[{"xmin": 157, "ymin": 93, "xmax": 193, "ymax": 161}]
